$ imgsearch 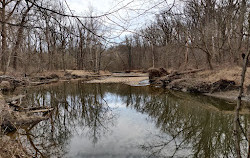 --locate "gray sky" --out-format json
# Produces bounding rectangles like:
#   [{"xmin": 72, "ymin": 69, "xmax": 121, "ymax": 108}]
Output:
[{"xmin": 65, "ymin": 0, "xmax": 176, "ymax": 42}]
